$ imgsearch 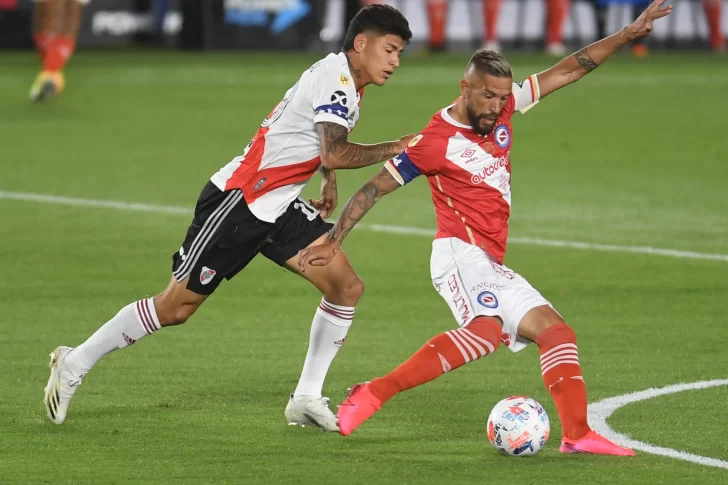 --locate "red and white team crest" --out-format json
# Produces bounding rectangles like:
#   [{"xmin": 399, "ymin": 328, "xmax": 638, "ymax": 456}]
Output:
[
  {"xmin": 494, "ymin": 125, "xmax": 510, "ymax": 149},
  {"xmin": 200, "ymin": 266, "xmax": 216, "ymax": 285}
]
